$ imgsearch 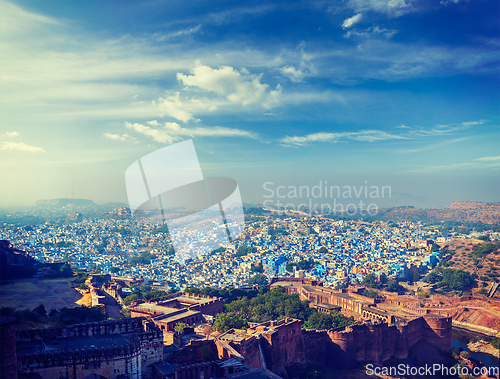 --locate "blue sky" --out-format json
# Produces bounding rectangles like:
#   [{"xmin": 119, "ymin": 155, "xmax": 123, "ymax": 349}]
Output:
[{"xmin": 0, "ymin": 0, "xmax": 498, "ymax": 209}]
